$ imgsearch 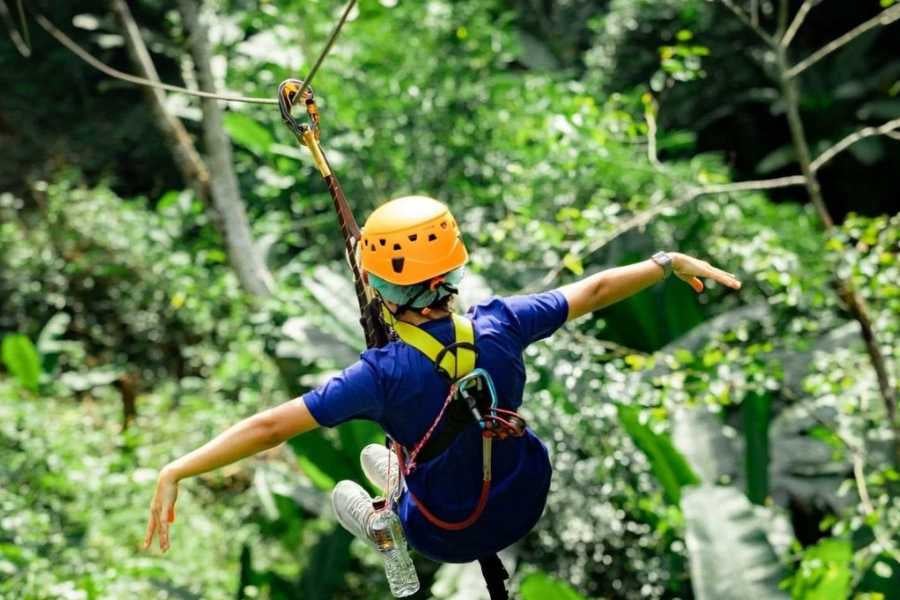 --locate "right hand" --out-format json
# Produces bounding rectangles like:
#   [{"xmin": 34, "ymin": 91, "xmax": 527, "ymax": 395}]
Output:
[
  {"xmin": 143, "ymin": 467, "xmax": 179, "ymax": 553},
  {"xmin": 670, "ymin": 252, "xmax": 742, "ymax": 293}
]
